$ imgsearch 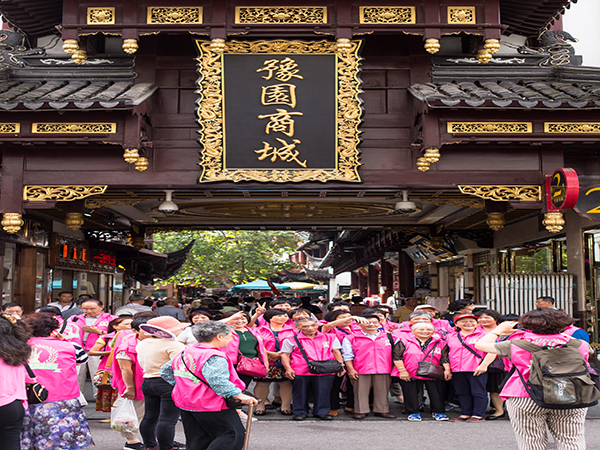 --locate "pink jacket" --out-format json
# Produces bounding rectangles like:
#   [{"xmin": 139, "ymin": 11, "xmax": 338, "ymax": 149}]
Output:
[
  {"xmin": 69, "ymin": 312, "xmax": 117, "ymax": 350},
  {"xmin": 286, "ymin": 331, "xmax": 339, "ymax": 376},
  {"xmin": 172, "ymin": 344, "xmax": 245, "ymax": 411},
  {"xmin": 393, "ymin": 333, "xmax": 446, "ymax": 379},
  {"xmin": 0, "ymin": 358, "xmax": 27, "ymax": 408},
  {"xmin": 27, "ymin": 336, "xmax": 79, "ymax": 402},
  {"xmin": 344, "ymin": 332, "xmax": 393, "ymax": 374},
  {"xmin": 223, "ymin": 327, "xmax": 268, "ymax": 367},
  {"xmin": 447, "ymin": 329, "xmax": 487, "ymax": 372},
  {"xmin": 112, "ymin": 333, "xmax": 145, "ymax": 401}
]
